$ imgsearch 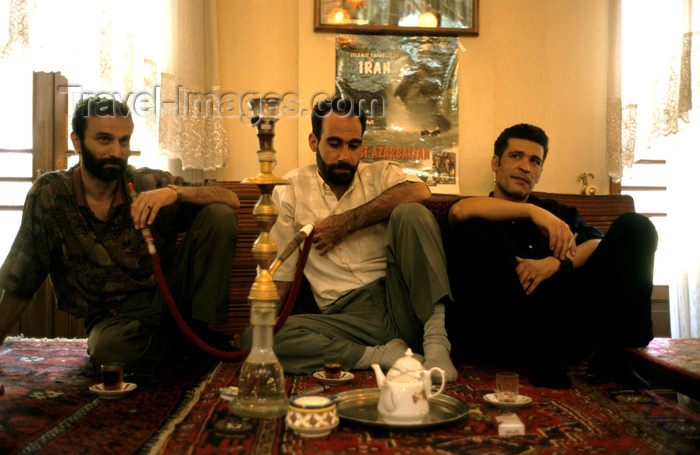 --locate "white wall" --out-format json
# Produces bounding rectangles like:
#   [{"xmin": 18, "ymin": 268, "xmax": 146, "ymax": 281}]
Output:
[{"xmin": 215, "ymin": 0, "xmax": 610, "ymax": 195}]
